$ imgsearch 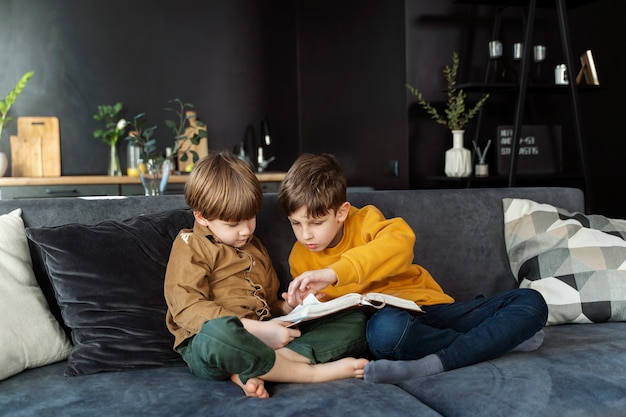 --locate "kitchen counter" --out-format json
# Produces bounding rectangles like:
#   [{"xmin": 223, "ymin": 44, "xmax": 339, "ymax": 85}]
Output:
[
  {"xmin": 0, "ymin": 172, "xmax": 286, "ymax": 186},
  {"xmin": 0, "ymin": 172, "xmax": 286, "ymax": 199}
]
